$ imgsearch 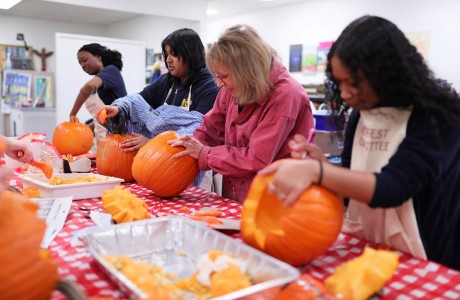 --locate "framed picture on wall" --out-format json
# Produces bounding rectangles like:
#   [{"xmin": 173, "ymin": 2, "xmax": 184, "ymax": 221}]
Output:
[
  {"xmin": 317, "ymin": 41, "xmax": 333, "ymax": 73},
  {"xmin": 146, "ymin": 48, "xmax": 155, "ymax": 66},
  {"xmin": 289, "ymin": 44, "xmax": 303, "ymax": 72},
  {"xmin": 2, "ymin": 70, "xmax": 32, "ymax": 110}
]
